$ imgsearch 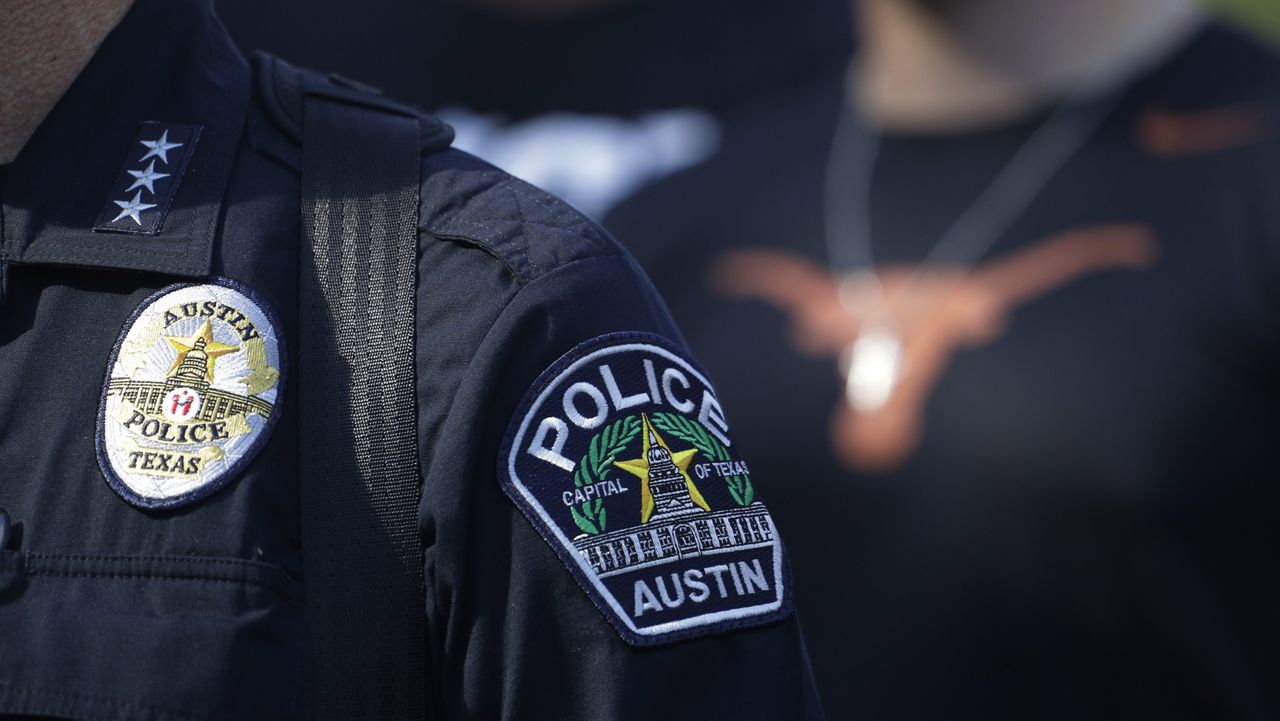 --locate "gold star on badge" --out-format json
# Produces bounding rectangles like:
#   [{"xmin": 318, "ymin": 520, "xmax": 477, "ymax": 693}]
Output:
[
  {"xmin": 165, "ymin": 319, "xmax": 238, "ymax": 380},
  {"xmin": 614, "ymin": 414, "xmax": 710, "ymax": 523}
]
